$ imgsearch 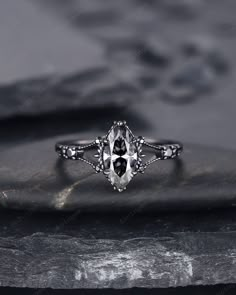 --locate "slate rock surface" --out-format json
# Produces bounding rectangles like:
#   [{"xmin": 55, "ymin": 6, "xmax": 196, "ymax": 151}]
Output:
[
  {"xmin": 1, "ymin": 135, "xmax": 236, "ymax": 212},
  {"xmin": 0, "ymin": 207, "xmax": 236, "ymax": 289}
]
